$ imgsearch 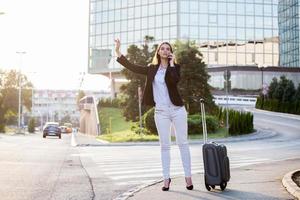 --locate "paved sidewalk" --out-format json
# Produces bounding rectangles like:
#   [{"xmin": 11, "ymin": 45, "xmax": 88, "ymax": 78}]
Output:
[{"xmin": 123, "ymin": 158, "xmax": 300, "ymax": 200}]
